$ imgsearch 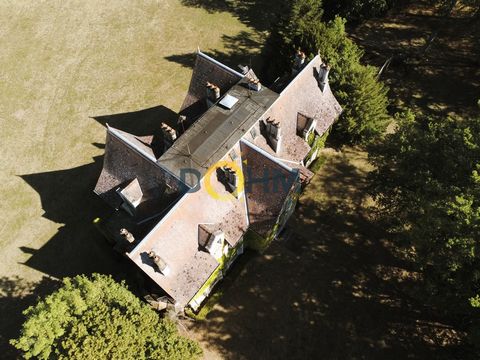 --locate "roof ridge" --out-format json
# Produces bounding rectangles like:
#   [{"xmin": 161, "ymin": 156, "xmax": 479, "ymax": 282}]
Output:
[
  {"xmin": 107, "ymin": 126, "xmax": 156, "ymax": 163},
  {"xmin": 280, "ymin": 54, "xmax": 320, "ymax": 95},
  {"xmin": 197, "ymin": 51, "xmax": 244, "ymax": 78}
]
